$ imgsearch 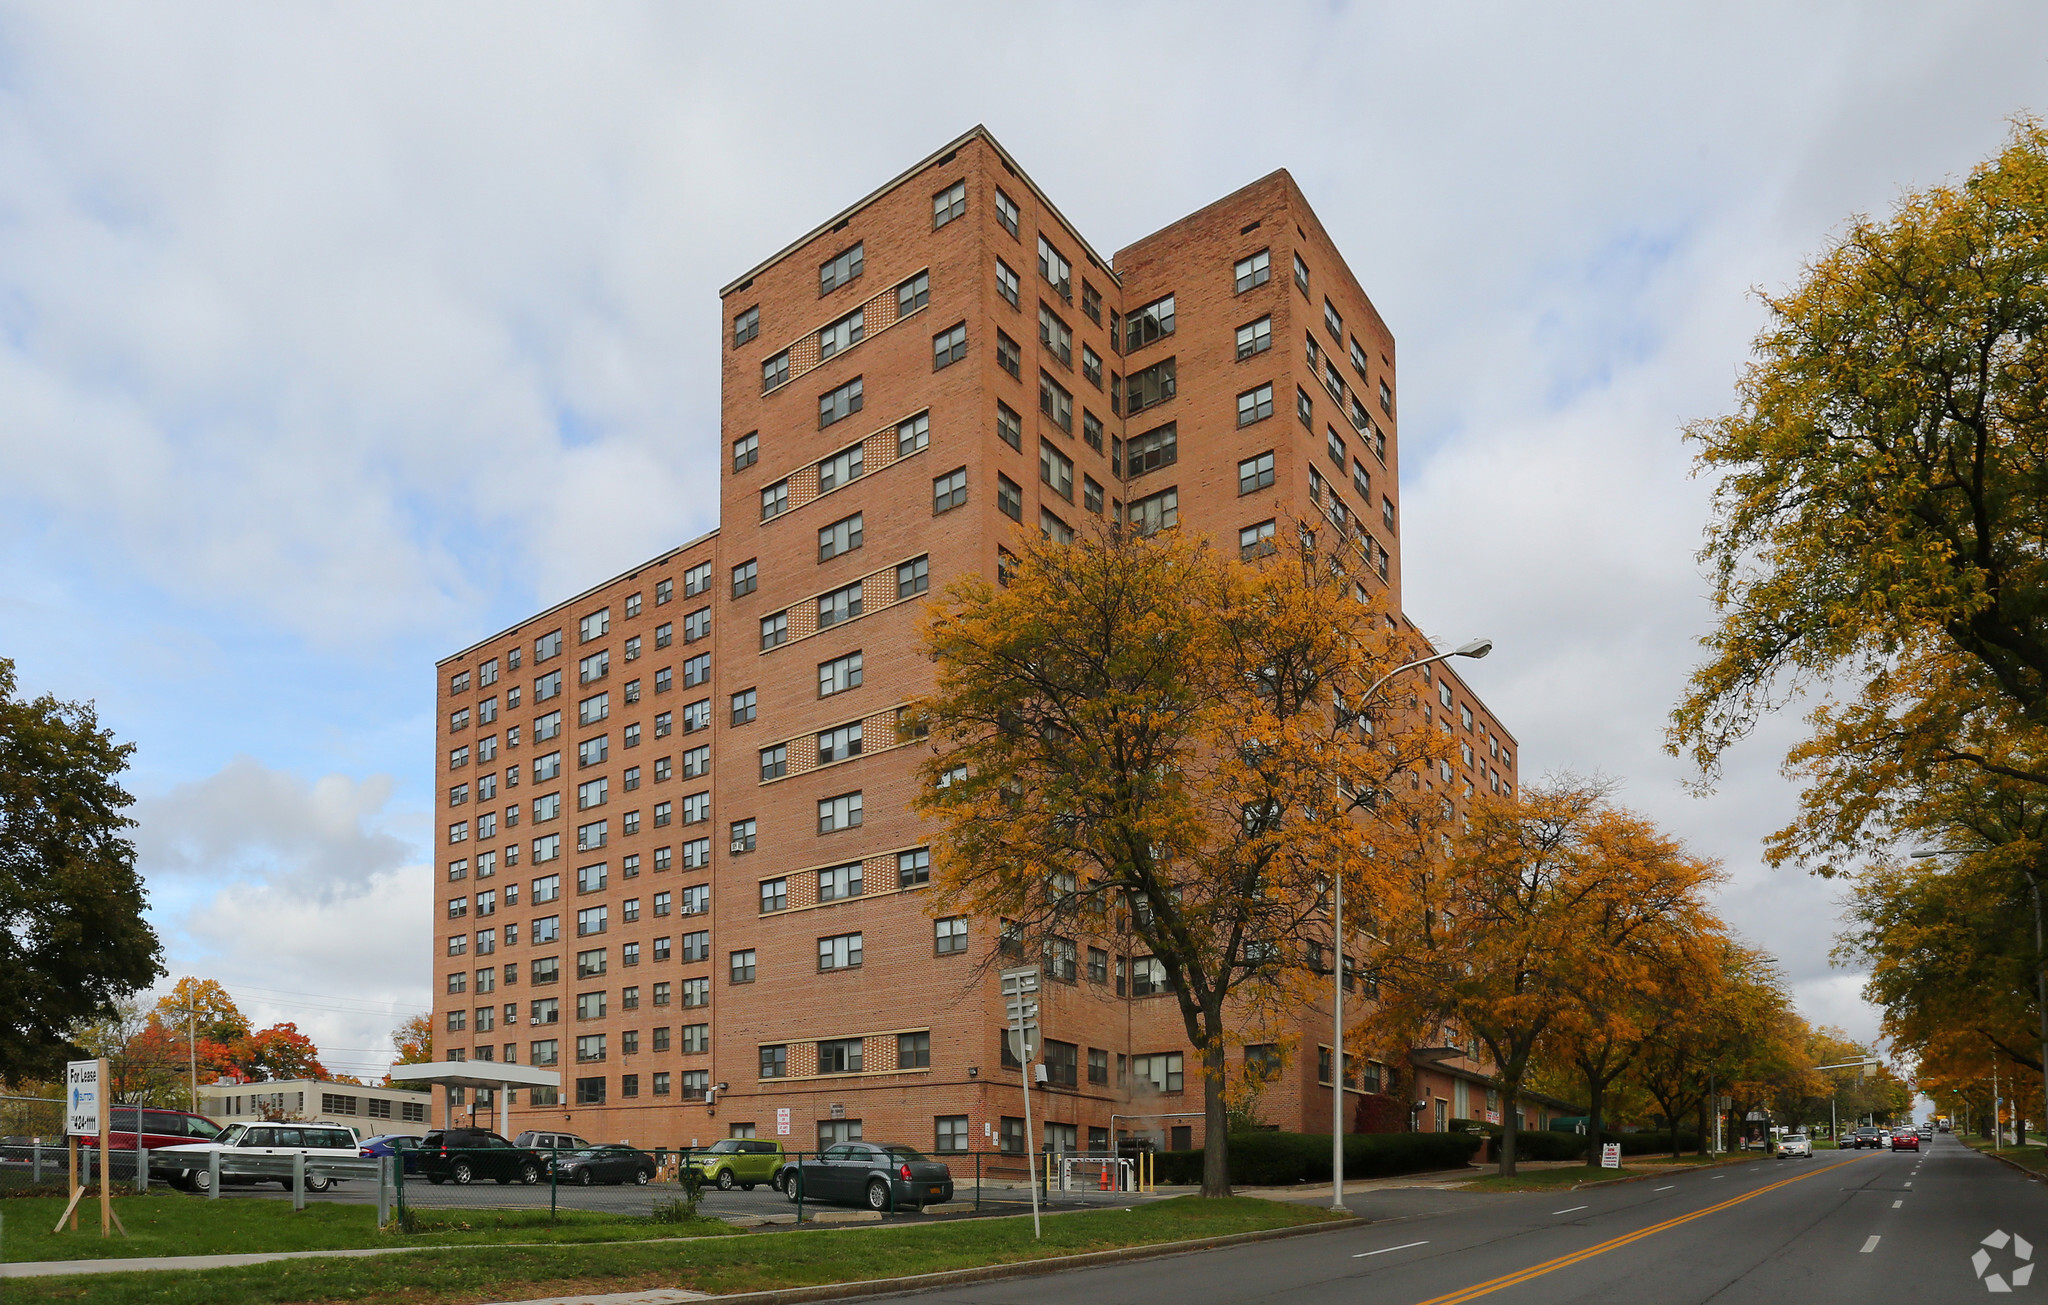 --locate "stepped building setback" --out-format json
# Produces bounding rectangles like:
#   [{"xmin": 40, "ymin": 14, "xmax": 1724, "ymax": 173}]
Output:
[{"xmin": 429, "ymin": 127, "xmax": 1540, "ymax": 1160}]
